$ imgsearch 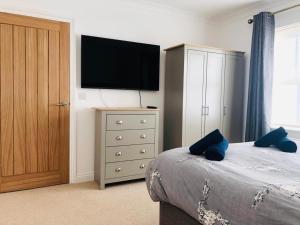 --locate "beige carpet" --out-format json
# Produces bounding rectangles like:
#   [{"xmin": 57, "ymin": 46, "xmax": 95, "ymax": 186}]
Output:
[{"xmin": 0, "ymin": 180, "xmax": 159, "ymax": 225}]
